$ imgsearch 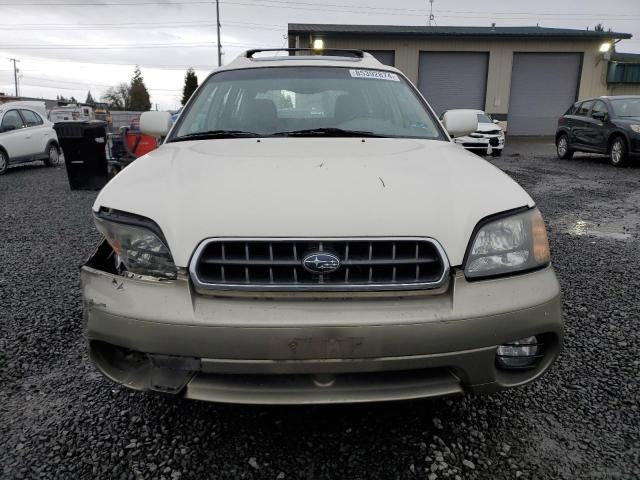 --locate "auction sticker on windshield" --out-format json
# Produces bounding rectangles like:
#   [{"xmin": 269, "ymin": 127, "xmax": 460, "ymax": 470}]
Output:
[{"xmin": 349, "ymin": 69, "xmax": 400, "ymax": 81}]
